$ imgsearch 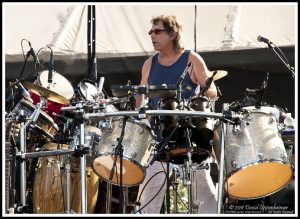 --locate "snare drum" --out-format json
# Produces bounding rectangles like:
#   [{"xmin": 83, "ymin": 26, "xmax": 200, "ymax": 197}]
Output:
[
  {"xmin": 213, "ymin": 109, "xmax": 293, "ymax": 200},
  {"xmin": 32, "ymin": 142, "xmax": 100, "ymax": 213},
  {"xmin": 93, "ymin": 117, "xmax": 155, "ymax": 186},
  {"xmin": 31, "ymin": 70, "xmax": 74, "ymax": 120},
  {"xmin": 10, "ymin": 99, "xmax": 58, "ymax": 140}
]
